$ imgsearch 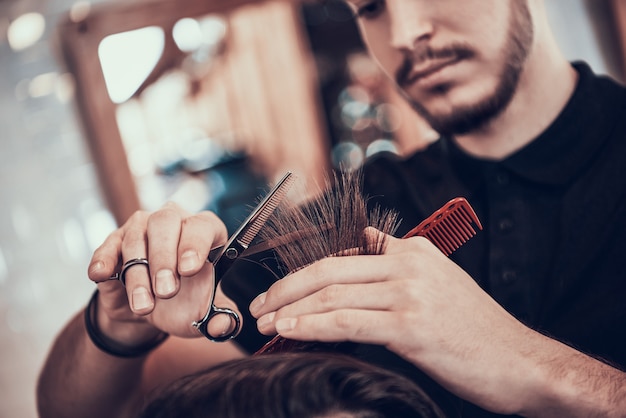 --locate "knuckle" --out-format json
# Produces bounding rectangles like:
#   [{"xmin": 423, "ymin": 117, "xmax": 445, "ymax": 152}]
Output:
[
  {"xmin": 309, "ymin": 258, "xmax": 333, "ymax": 283},
  {"xmin": 333, "ymin": 310, "xmax": 371, "ymax": 340},
  {"xmin": 124, "ymin": 212, "xmax": 150, "ymax": 238},
  {"xmin": 317, "ymin": 284, "xmax": 340, "ymax": 308},
  {"xmin": 405, "ymin": 235, "xmax": 430, "ymax": 251},
  {"xmin": 122, "ymin": 233, "xmax": 145, "ymax": 250},
  {"xmin": 403, "ymin": 281, "xmax": 422, "ymax": 302},
  {"xmin": 333, "ymin": 310, "xmax": 355, "ymax": 331},
  {"xmin": 181, "ymin": 211, "xmax": 217, "ymax": 232},
  {"xmin": 264, "ymin": 281, "xmax": 286, "ymax": 305},
  {"xmin": 416, "ymin": 236, "xmax": 440, "ymax": 254},
  {"xmin": 198, "ymin": 210, "xmax": 220, "ymax": 223},
  {"xmin": 128, "ymin": 210, "xmax": 149, "ymax": 225},
  {"xmin": 397, "ymin": 251, "xmax": 421, "ymax": 272},
  {"xmin": 396, "ymin": 309, "xmax": 418, "ymax": 329},
  {"xmin": 161, "ymin": 201, "xmax": 181, "ymax": 210},
  {"xmin": 147, "ymin": 206, "xmax": 180, "ymax": 227}
]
